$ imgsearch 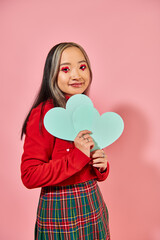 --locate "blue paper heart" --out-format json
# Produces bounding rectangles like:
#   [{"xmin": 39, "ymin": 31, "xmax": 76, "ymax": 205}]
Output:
[{"xmin": 44, "ymin": 94, "xmax": 124, "ymax": 150}]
